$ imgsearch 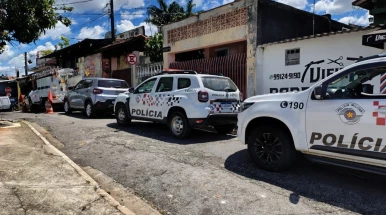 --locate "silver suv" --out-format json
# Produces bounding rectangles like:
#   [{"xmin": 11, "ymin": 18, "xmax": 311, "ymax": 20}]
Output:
[{"xmin": 63, "ymin": 78, "xmax": 129, "ymax": 118}]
